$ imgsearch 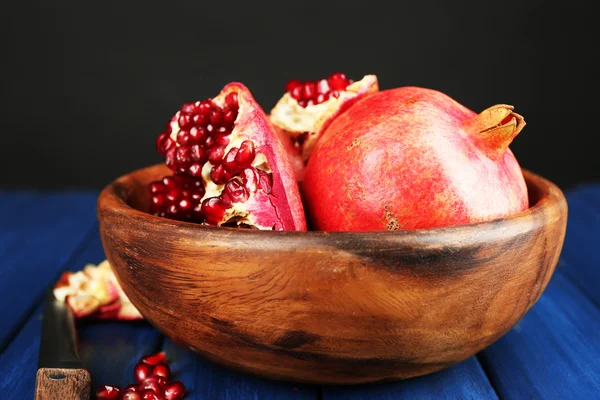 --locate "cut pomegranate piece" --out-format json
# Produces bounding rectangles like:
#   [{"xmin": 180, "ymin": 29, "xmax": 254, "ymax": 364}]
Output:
[
  {"xmin": 270, "ymin": 72, "xmax": 378, "ymax": 161},
  {"xmin": 153, "ymin": 83, "xmax": 306, "ymax": 230},
  {"xmin": 53, "ymin": 260, "xmax": 143, "ymax": 320}
]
